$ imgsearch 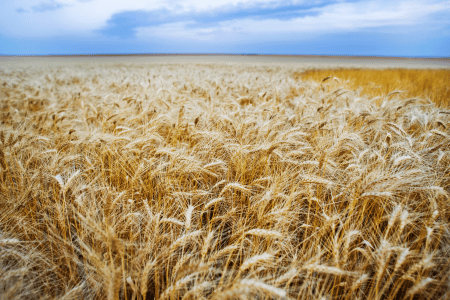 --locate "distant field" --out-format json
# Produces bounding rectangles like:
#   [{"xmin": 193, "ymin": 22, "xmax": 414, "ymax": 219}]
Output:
[
  {"xmin": 1, "ymin": 54, "xmax": 450, "ymax": 68},
  {"xmin": 1, "ymin": 57, "xmax": 450, "ymax": 300},
  {"xmin": 295, "ymin": 68, "xmax": 450, "ymax": 107}
]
